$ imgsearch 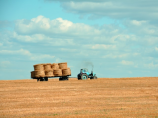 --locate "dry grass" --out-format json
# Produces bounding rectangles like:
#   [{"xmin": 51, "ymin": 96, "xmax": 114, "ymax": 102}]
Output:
[{"xmin": 0, "ymin": 77, "xmax": 158, "ymax": 118}]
